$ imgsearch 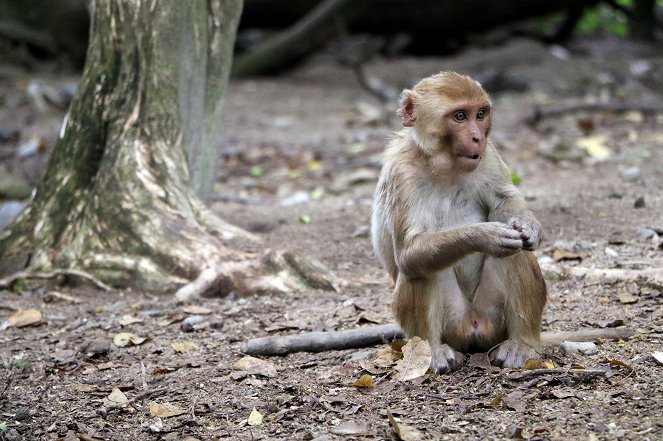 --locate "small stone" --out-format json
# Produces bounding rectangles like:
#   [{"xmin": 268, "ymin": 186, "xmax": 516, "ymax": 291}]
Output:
[
  {"xmin": 620, "ymin": 166, "xmax": 640, "ymax": 182},
  {"xmin": 634, "ymin": 196, "xmax": 645, "ymax": 208},
  {"xmin": 637, "ymin": 226, "xmax": 656, "ymax": 240},
  {"xmin": 181, "ymin": 315, "xmax": 205, "ymax": 332},
  {"xmin": 81, "ymin": 338, "xmax": 111, "ymax": 355},
  {"xmin": 209, "ymin": 318, "xmax": 224, "ymax": 329},
  {"xmin": 560, "ymin": 341, "xmax": 597, "ymax": 355}
]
